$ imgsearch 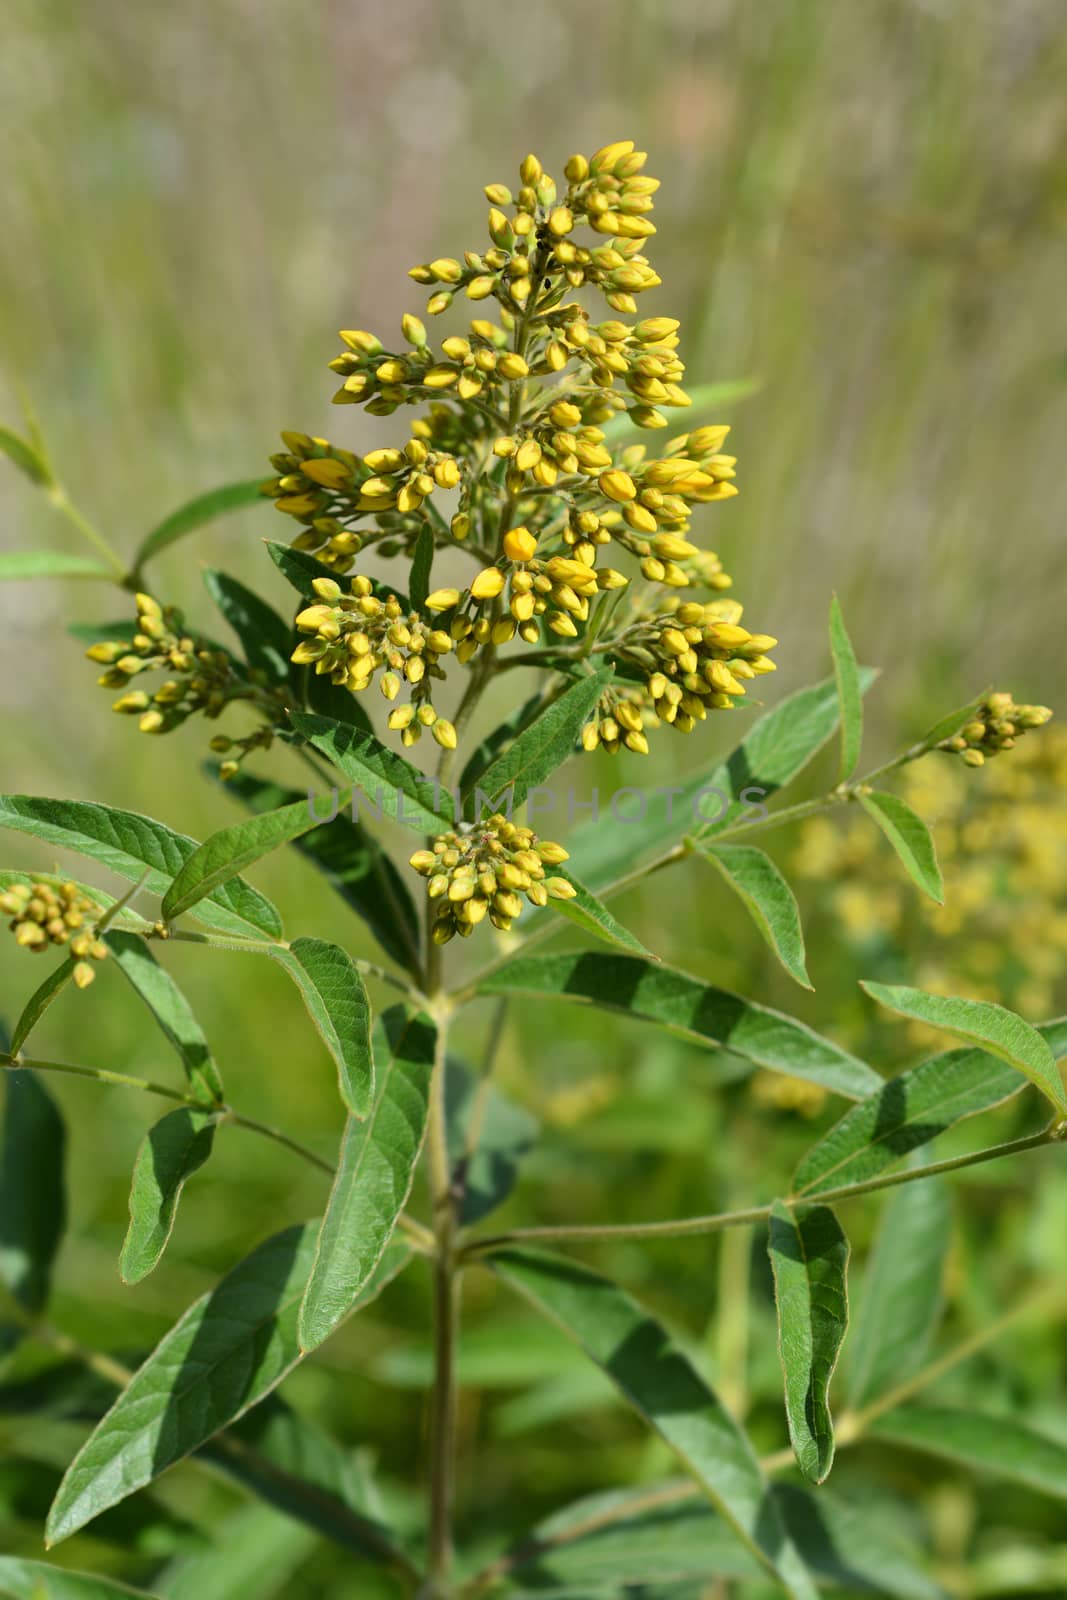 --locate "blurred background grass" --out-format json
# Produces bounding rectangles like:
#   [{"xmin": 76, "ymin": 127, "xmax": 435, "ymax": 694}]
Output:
[{"xmin": 2, "ymin": 1, "xmax": 1067, "ymax": 1594}]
